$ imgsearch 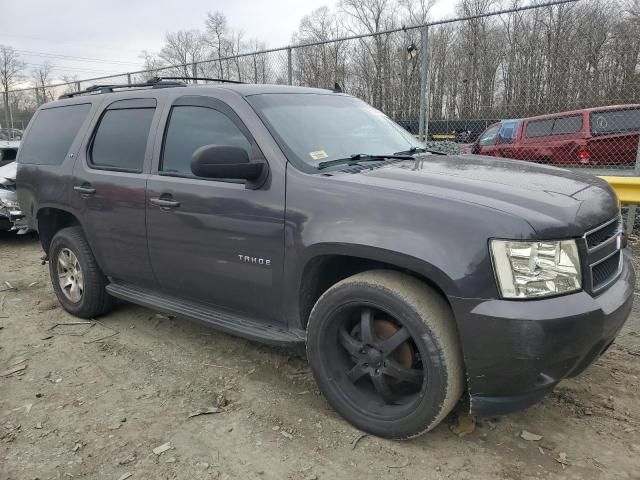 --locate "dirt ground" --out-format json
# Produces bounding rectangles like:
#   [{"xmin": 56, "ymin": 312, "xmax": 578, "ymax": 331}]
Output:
[{"xmin": 1, "ymin": 232, "xmax": 639, "ymax": 480}]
